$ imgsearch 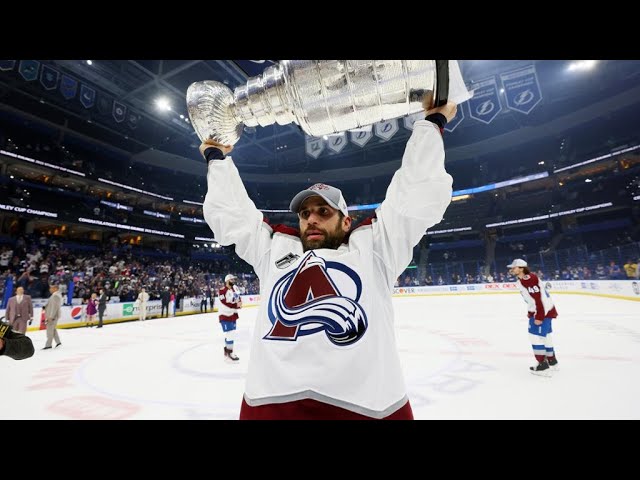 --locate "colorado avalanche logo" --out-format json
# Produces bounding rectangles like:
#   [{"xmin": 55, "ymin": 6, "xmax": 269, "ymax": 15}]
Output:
[{"xmin": 266, "ymin": 252, "xmax": 368, "ymax": 346}]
